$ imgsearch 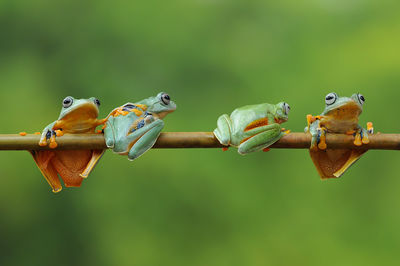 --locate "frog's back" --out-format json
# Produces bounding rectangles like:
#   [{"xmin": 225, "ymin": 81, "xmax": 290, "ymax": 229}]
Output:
[{"xmin": 230, "ymin": 103, "xmax": 274, "ymax": 134}]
